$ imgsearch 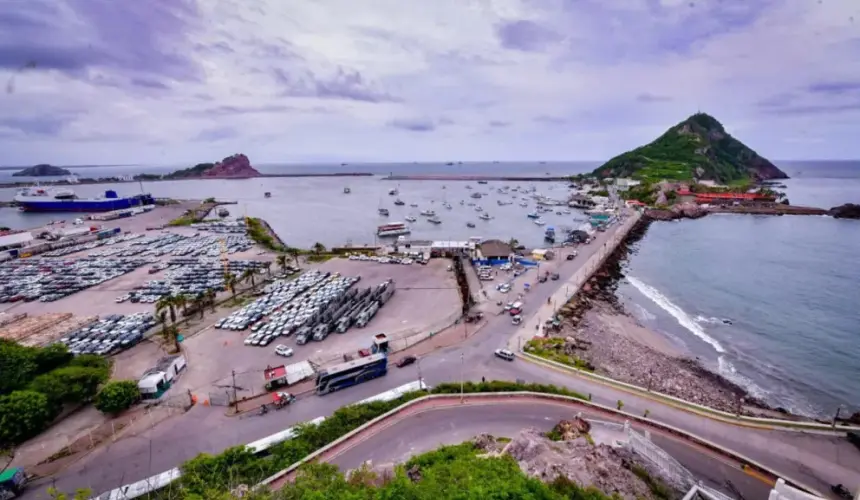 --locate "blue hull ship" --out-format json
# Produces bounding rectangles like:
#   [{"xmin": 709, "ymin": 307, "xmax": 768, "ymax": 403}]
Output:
[{"xmin": 14, "ymin": 187, "xmax": 155, "ymax": 213}]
